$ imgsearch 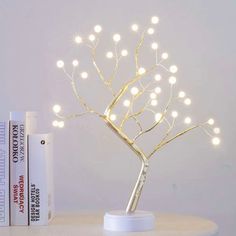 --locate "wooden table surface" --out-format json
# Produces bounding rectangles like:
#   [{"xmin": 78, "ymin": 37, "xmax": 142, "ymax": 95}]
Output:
[{"xmin": 0, "ymin": 213, "xmax": 219, "ymax": 236}]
